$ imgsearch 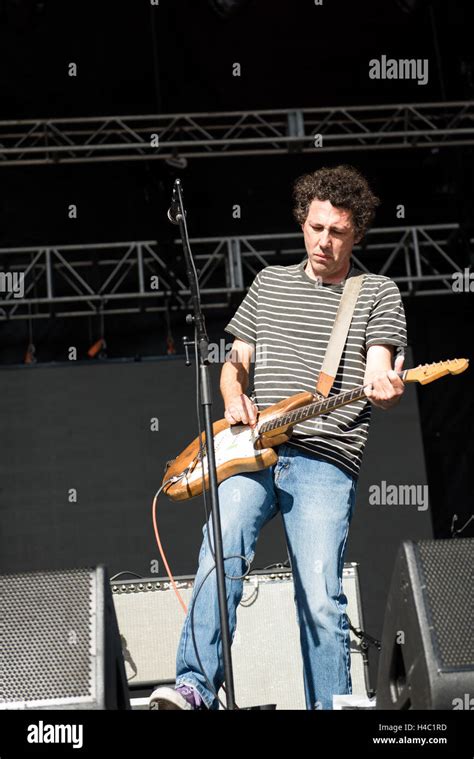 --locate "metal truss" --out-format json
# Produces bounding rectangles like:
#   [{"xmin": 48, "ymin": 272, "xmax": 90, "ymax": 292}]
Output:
[
  {"xmin": 0, "ymin": 224, "xmax": 469, "ymax": 321},
  {"xmin": 0, "ymin": 101, "xmax": 473, "ymax": 165}
]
